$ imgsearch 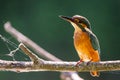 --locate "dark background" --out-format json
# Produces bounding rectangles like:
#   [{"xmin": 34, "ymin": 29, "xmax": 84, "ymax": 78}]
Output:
[{"xmin": 0, "ymin": 0, "xmax": 120, "ymax": 80}]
